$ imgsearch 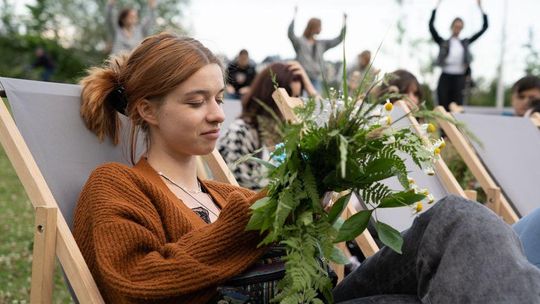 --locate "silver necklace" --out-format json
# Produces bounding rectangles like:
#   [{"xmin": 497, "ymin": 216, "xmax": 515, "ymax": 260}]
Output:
[
  {"xmin": 158, "ymin": 172, "xmax": 219, "ymax": 219},
  {"xmin": 158, "ymin": 172, "xmax": 202, "ymax": 194}
]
